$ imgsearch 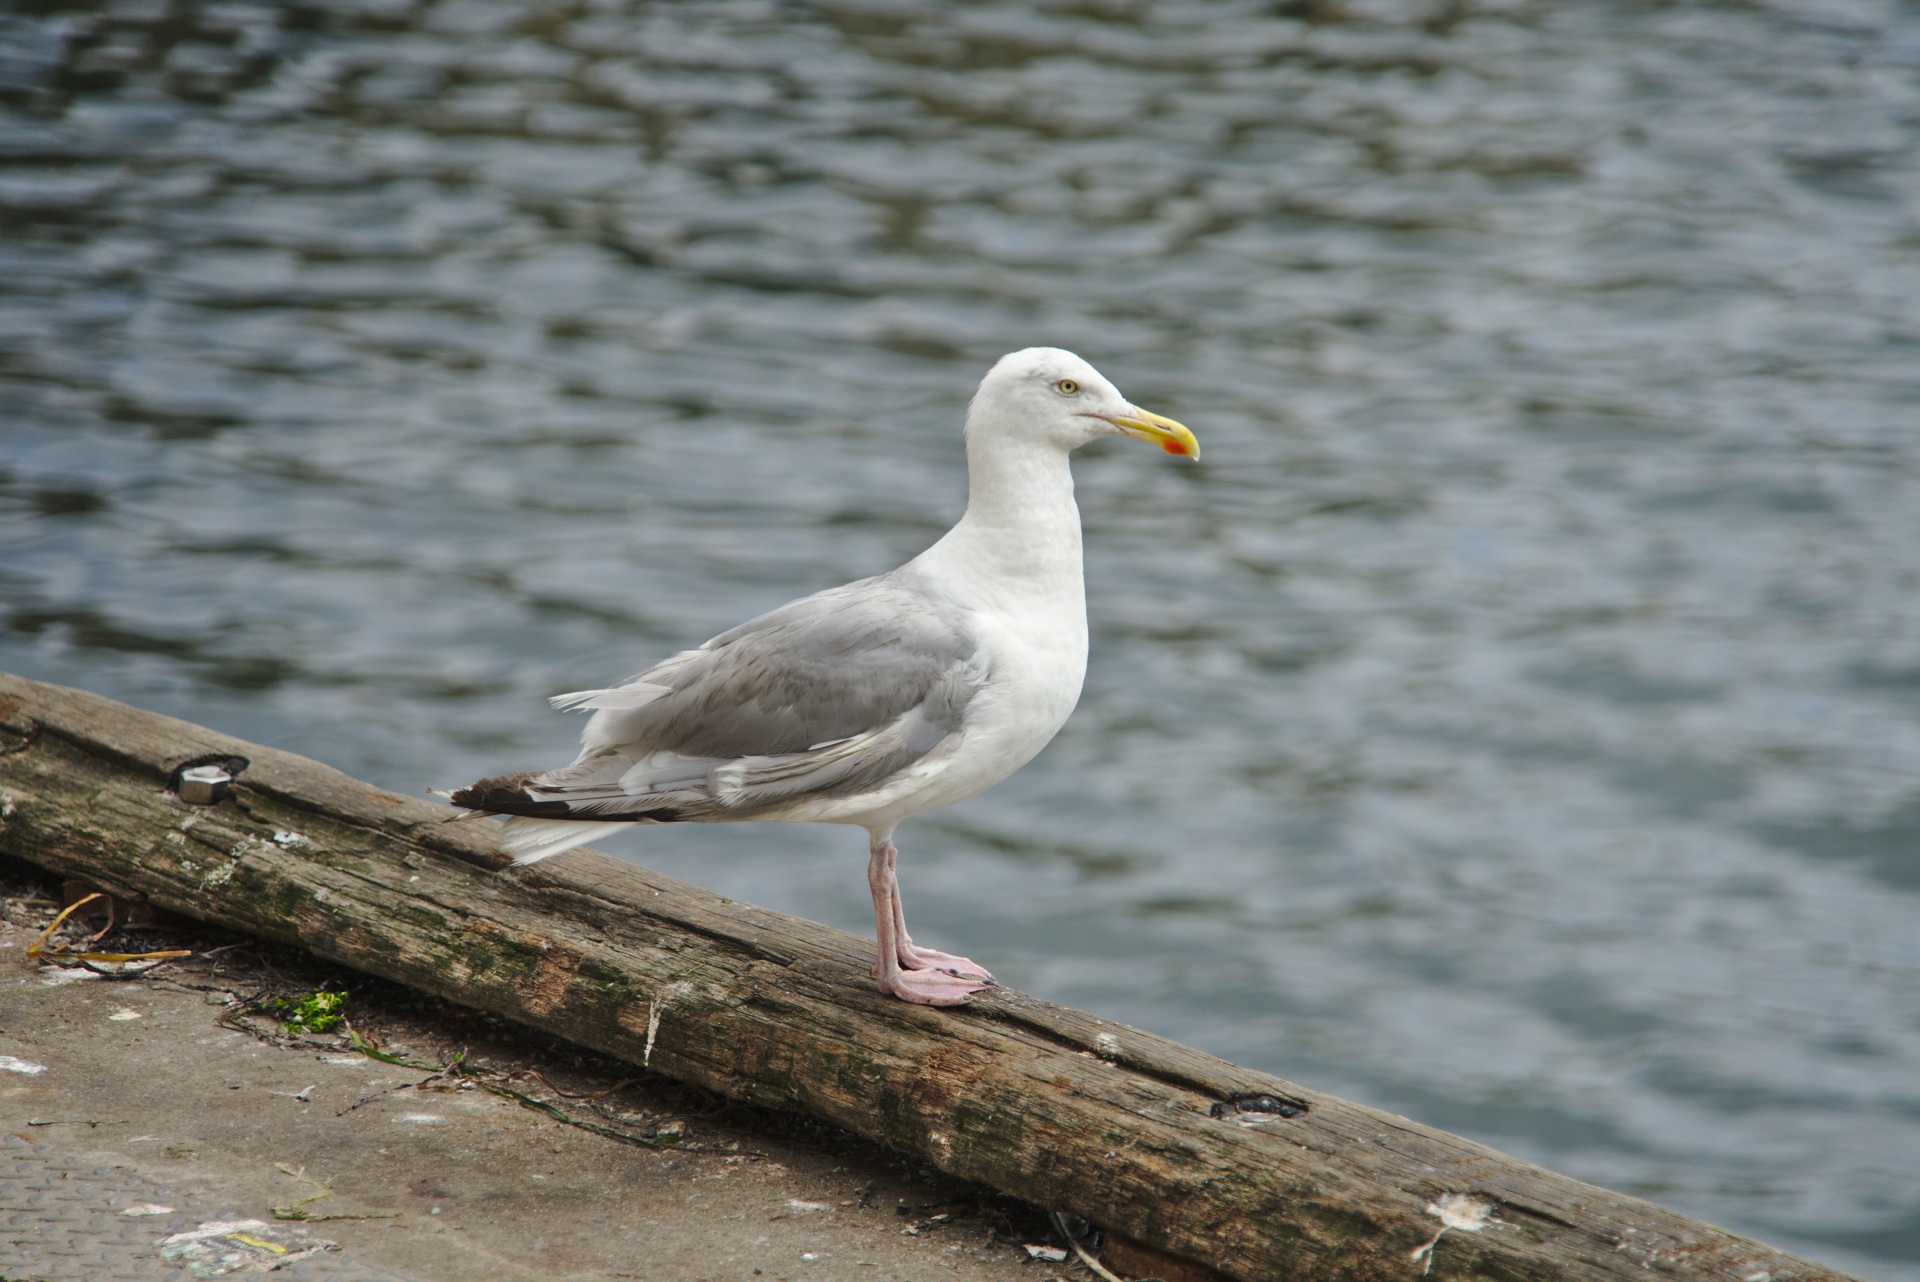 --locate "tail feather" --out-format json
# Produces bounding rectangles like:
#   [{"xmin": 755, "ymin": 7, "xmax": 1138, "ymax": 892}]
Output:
[
  {"xmin": 498, "ymin": 816, "xmax": 635, "ymax": 865},
  {"xmin": 548, "ymin": 682, "xmax": 671, "ymax": 712}
]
